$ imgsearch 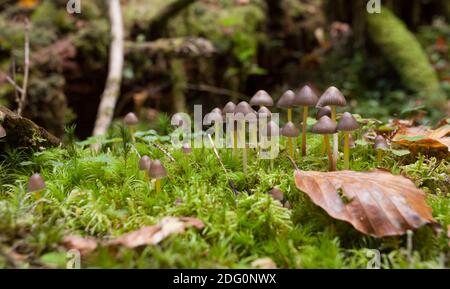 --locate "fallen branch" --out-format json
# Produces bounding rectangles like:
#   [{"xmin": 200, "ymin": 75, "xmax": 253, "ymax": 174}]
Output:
[{"xmin": 125, "ymin": 37, "xmax": 216, "ymax": 57}]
